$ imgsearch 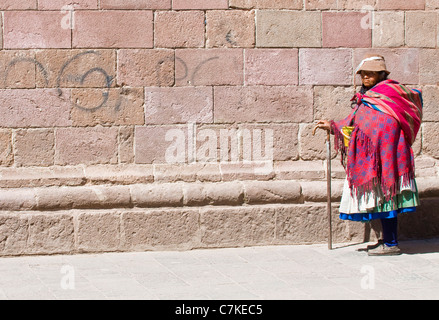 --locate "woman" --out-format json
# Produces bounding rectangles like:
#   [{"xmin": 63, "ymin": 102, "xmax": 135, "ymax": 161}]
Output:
[{"xmin": 315, "ymin": 54, "xmax": 423, "ymax": 256}]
